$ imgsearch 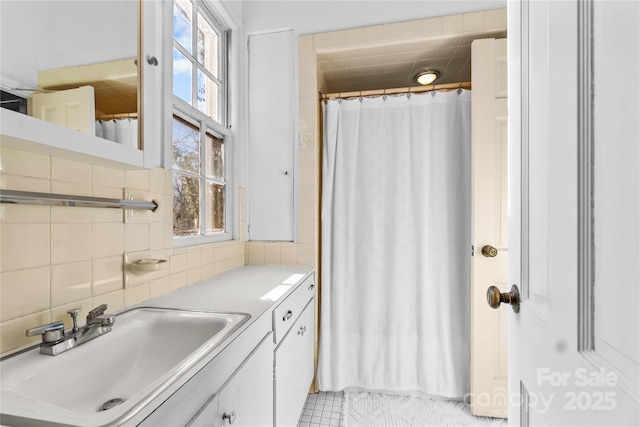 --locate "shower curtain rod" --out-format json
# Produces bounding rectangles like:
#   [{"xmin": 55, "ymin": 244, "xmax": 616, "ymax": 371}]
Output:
[
  {"xmin": 96, "ymin": 112, "xmax": 138, "ymax": 121},
  {"xmin": 319, "ymin": 81, "xmax": 471, "ymax": 100}
]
